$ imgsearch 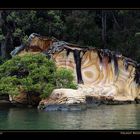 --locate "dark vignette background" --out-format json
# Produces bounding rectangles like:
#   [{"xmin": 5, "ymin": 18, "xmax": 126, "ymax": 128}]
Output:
[
  {"xmin": 0, "ymin": 0, "xmax": 140, "ymax": 138},
  {"xmin": 0, "ymin": 0, "xmax": 140, "ymax": 8}
]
